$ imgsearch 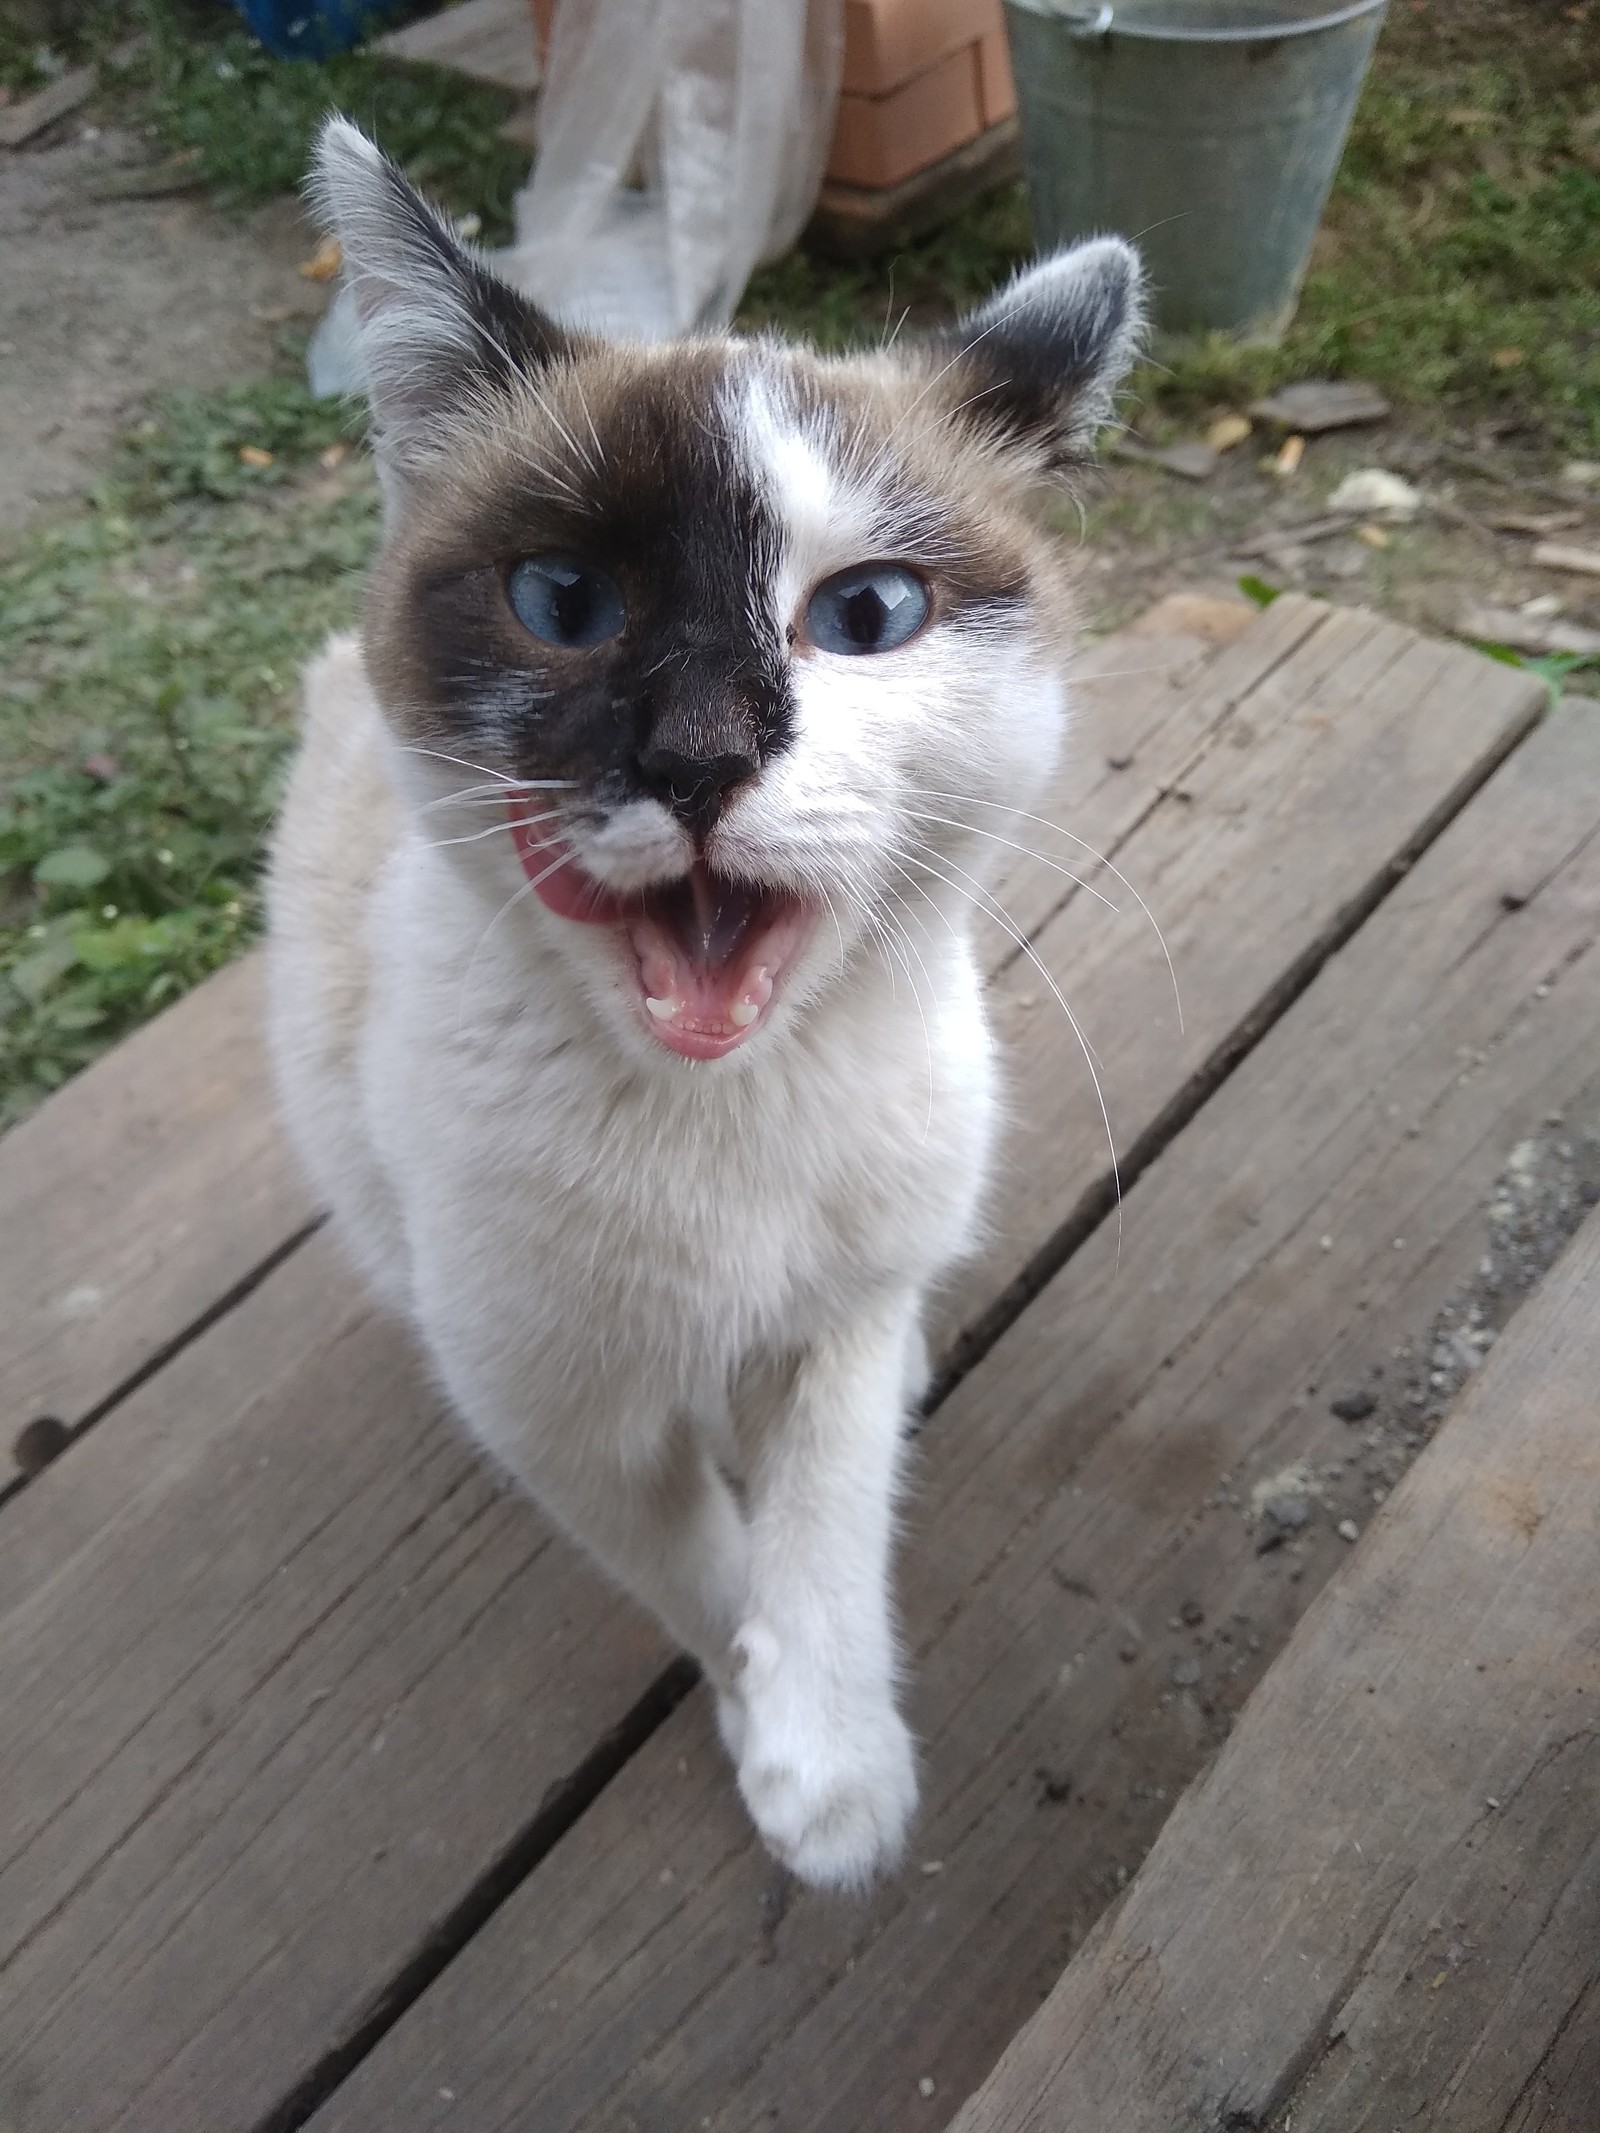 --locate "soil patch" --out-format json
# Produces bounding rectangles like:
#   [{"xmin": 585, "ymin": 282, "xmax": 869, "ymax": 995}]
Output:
[{"xmin": 0, "ymin": 123, "xmax": 322, "ymax": 525}]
